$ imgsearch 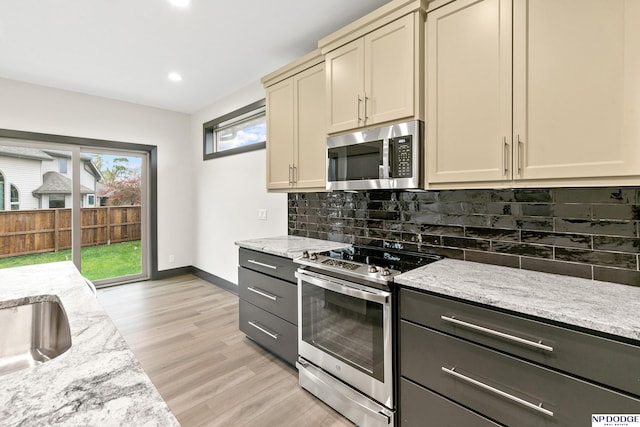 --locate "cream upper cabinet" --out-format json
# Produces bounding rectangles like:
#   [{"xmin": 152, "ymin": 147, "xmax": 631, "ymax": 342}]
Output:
[
  {"xmin": 325, "ymin": 39, "xmax": 364, "ymax": 133},
  {"xmin": 426, "ymin": 0, "xmax": 640, "ymax": 187},
  {"xmin": 426, "ymin": 0, "xmax": 512, "ymax": 184},
  {"xmin": 513, "ymin": 0, "xmax": 640, "ymax": 181},
  {"xmin": 266, "ymin": 78, "xmax": 295, "ymax": 190},
  {"xmin": 264, "ymin": 55, "xmax": 326, "ymax": 191},
  {"xmin": 294, "ymin": 63, "xmax": 326, "ymax": 189},
  {"xmin": 326, "ymin": 13, "xmax": 417, "ymax": 134}
]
